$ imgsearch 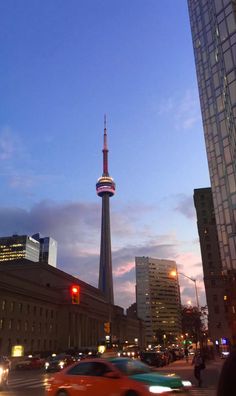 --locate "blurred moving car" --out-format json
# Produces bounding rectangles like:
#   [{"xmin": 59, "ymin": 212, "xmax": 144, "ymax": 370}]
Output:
[
  {"xmin": 15, "ymin": 356, "xmax": 45, "ymax": 370},
  {"xmin": 119, "ymin": 346, "xmax": 140, "ymax": 359},
  {"xmin": 221, "ymin": 351, "xmax": 230, "ymax": 359},
  {"xmin": 0, "ymin": 356, "xmax": 10, "ymax": 388},
  {"xmin": 46, "ymin": 357, "xmax": 191, "ymax": 395},
  {"xmin": 140, "ymin": 351, "xmax": 166, "ymax": 367},
  {"xmin": 45, "ymin": 354, "xmax": 76, "ymax": 372}
]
